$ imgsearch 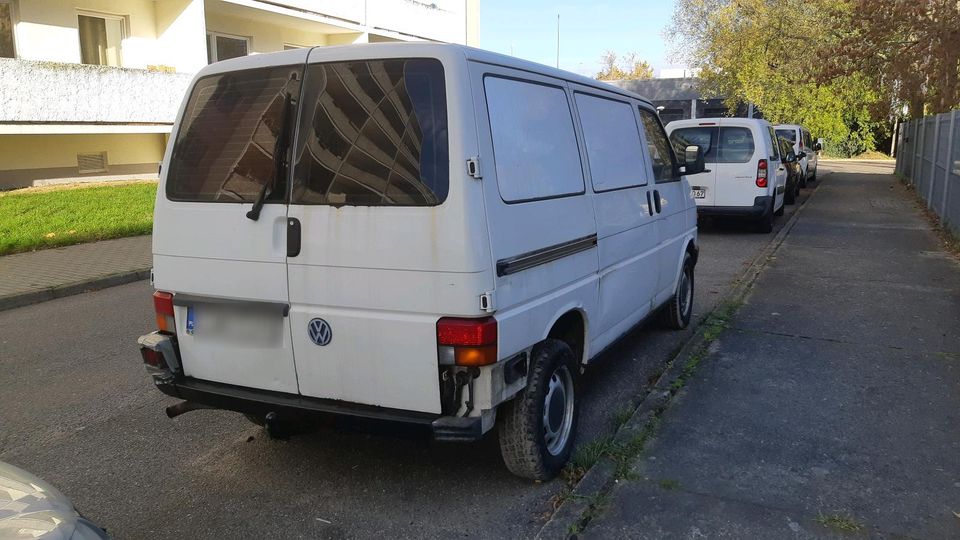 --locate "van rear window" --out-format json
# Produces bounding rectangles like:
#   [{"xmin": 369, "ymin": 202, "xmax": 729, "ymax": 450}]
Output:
[
  {"xmin": 291, "ymin": 58, "xmax": 448, "ymax": 206},
  {"xmin": 166, "ymin": 66, "xmax": 303, "ymax": 202},
  {"xmin": 669, "ymin": 126, "xmax": 755, "ymax": 164}
]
